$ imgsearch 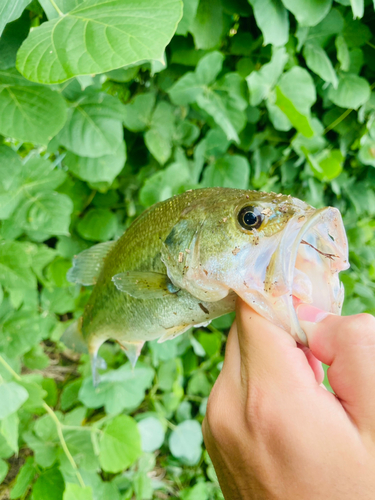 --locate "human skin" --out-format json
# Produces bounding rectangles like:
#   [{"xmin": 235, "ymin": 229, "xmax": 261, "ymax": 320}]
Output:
[{"xmin": 202, "ymin": 300, "xmax": 375, "ymax": 499}]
